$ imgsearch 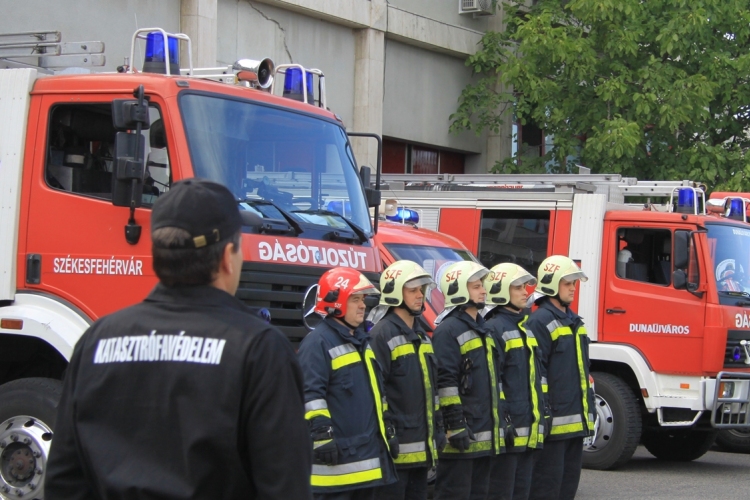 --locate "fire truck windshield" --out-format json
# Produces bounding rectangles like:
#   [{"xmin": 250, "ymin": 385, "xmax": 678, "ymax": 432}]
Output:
[
  {"xmin": 707, "ymin": 223, "xmax": 750, "ymax": 298},
  {"xmin": 179, "ymin": 93, "xmax": 372, "ymax": 236}
]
